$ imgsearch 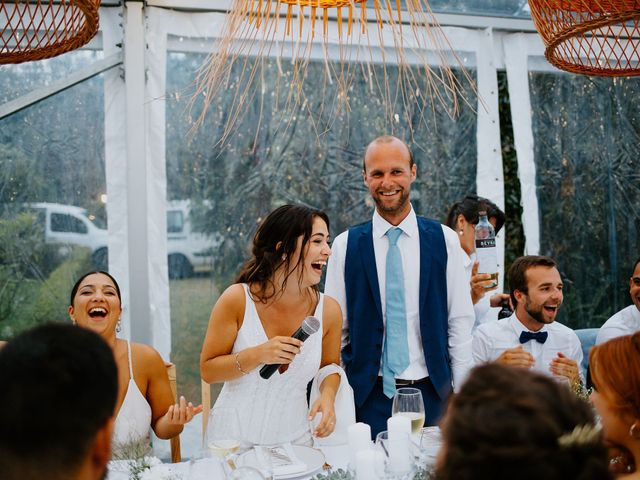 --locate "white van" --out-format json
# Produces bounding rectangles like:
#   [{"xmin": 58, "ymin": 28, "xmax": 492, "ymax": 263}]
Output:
[
  {"xmin": 28, "ymin": 201, "xmax": 219, "ymax": 279},
  {"xmin": 166, "ymin": 200, "xmax": 221, "ymax": 279},
  {"xmin": 28, "ymin": 202, "xmax": 109, "ymax": 269}
]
